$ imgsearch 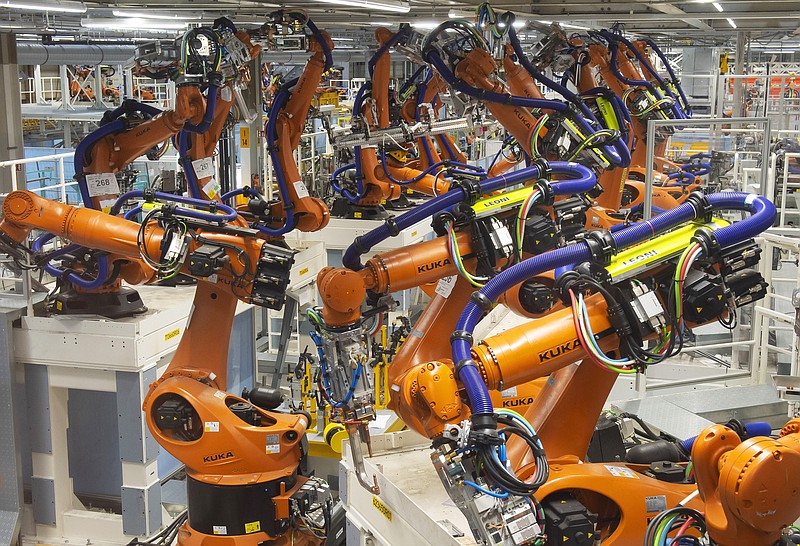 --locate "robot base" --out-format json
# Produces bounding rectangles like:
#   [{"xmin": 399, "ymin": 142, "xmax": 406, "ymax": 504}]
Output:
[
  {"xmin": 176, "ymin": 522, "xmax": 320, "ymax": 546},
  {"xmin": 51, "ymin": 286, "xmax": 147, "ymax": 319},
  {"xmin": 331, "ymin": 199, "xmax": 390, "ymax": 220}
]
